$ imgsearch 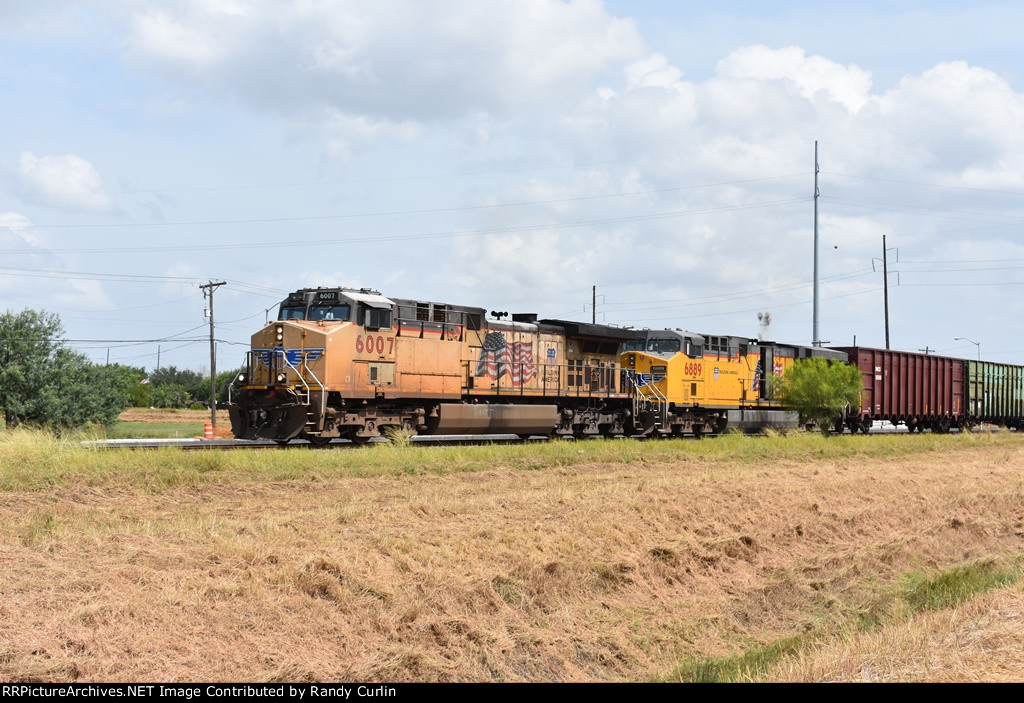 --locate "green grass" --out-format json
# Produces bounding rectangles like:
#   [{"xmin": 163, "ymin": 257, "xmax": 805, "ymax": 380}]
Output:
[
  {"xmin": 0, "ymin": 425, "xmax": 1019, "ymax": 493},
  {"xmin": 656, "ymin": 555, "xmax": 1023, "ymax": 683},
  {"xmin": 657, "ymin": 634, "xmax": 810, "ymax": 683},
  {"xmin": 901, "ymin": 559, "xmax": 1019, "ymax": 613}
]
